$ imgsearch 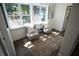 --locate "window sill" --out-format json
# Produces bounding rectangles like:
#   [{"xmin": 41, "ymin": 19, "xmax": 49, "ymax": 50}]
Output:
[
  {"xmin": 9, "ymin": 26, "xmax": 25, "ymax": 30},
  {"xmin": 9, "ymin": 23, "xmax": 33, "ymax": 30}
]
